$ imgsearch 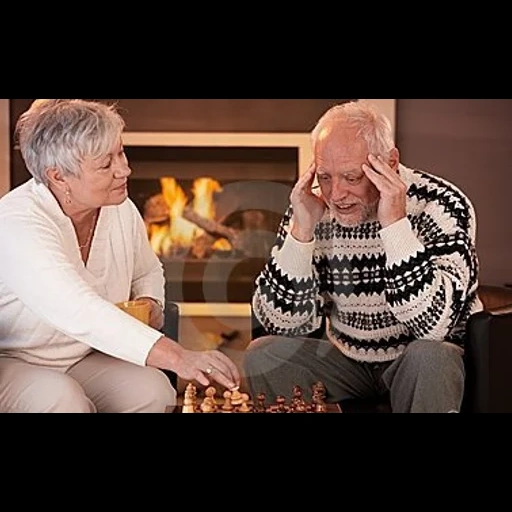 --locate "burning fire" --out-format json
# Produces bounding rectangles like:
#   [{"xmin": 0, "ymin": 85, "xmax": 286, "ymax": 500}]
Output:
[{"xmin": 146, "ymin": 176, "xmax": 231, "ymax": 258}]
